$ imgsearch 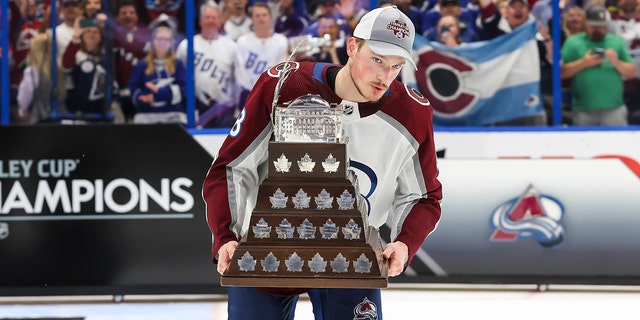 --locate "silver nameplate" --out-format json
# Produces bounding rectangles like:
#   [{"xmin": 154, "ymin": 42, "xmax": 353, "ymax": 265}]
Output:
[
  {"xmin": 238, "ymin": 251, "xmax": 257, "ymax": 272},
  {"xmin": 261, "ymin": 252, "xmax": 280, "ymax": 272},
  {"xmin": 292, "ymin": 188, "xmax": 311, "ymax": 209},
  {"xmin": 252, "ymin": 218, "xmax": 272, "ymax": 239},
  {"xmin": 273, "ymin": 153, "xmax": 292, "ymax": 172},
  {"xmin": 276, "ymin": 219, "xmax": 295, "ymax": 239},
  {"xmin": 297, "ymin": 219, "xmax": 316, "ymax": 239},
  {"xmin": 308, "ymin": 253, "xmax": 327, "ymax": 273},
  {"xmin": 314, "ymin": 189, "xmax": 334, "ymax": 209},
  {"xmin": 337, "ymin": 189, "xmax": 355, "ymax": 210},
  {"xmin": 342, "ymin": 219, "xmax": 362, "ymax": 240},
  {"xmin": 330, "ymin": 253, "xmax": 349, "ymax": 273},
  {"xmin": 321, "ymin": 153, "xmax": 340, "ymax": 173},
  {"xmin": 285, "ymin": 252, "xmax": 304, "ymax": 272},
  {"xmin": 320, "ymin": 219, "xmax": 339, "ymax": 239},
  {"xmin": 270, "ymin": 188, "xmax": 288, "ymax": 209},
  {"xmin": 297, "ymin": 153, "xmax": 316, "ymax": 172},
  {"xmin": 354, "ymin": 253, "xmax": 372, "ymax": 273}
]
